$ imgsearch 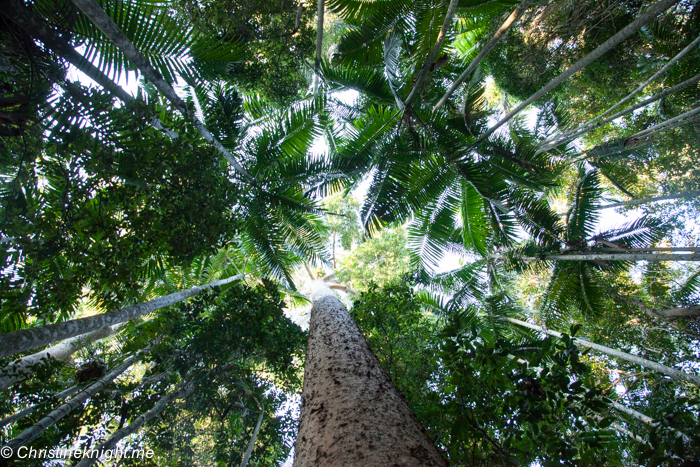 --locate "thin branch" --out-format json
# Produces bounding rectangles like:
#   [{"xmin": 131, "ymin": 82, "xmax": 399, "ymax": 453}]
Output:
[
  {"xmin": 597, "ymin": 190, "xmax": 700, "ymax": 209},
  {"xmin": 473, "ymin": 0, "xmax": 680, "ymax": 145},
  {"xmin": 540, "ymin": 73, "xmax": 700, "ymax": 150},
  {"xmin": 433, "ymin": 0, "xmax": 534, "ymax": 111},
  {"xmin": 405, "ymin": 0, "xmax": 460, "ymax": 106},
  {"xmin": 0, "ymin": 0, "xmax": 177, "ymax": 138},
  {"xmin": 503, "ymin": 317, "xmax": 700, "ymax": 386},
  {"xmin": 548, "ymin": 34, "xmax": 700, "ymax": 146}
]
